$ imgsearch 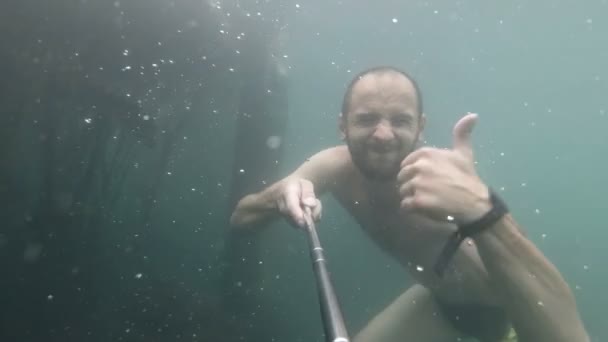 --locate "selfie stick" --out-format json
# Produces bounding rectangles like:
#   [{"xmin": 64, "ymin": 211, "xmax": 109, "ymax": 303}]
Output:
[{"xmin": 303, "ymin": 208, "xmax": 350, "ymax": 342}]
